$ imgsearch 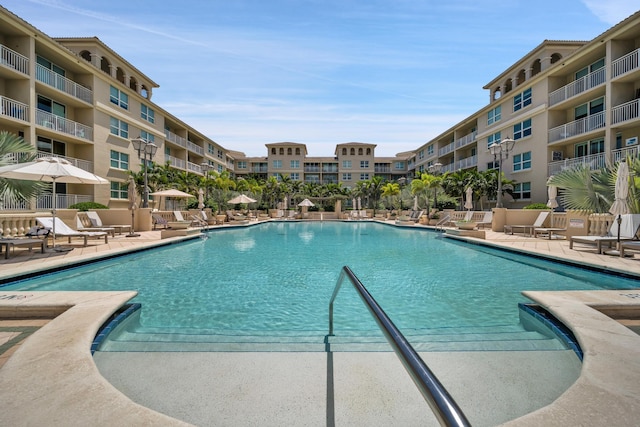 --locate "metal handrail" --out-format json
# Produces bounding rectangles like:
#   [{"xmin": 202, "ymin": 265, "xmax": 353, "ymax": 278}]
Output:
[
  {"xmin": 328, "ymin": 266, "xmax": 470, "ymax": 427},
  {"xmin": 435, "ymin": 214, "xmax": 451, "ymax": 231}
]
